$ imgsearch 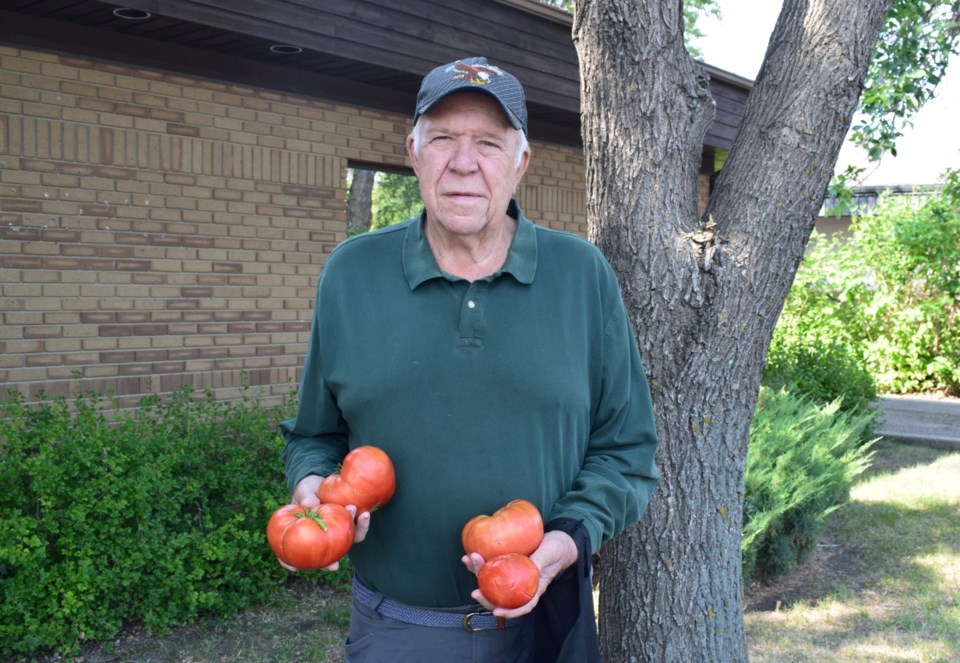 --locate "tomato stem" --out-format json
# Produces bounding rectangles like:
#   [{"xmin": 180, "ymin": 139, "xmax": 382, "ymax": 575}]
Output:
[
  {"xmin": 310, "ymin": 513, "xmax": 329, "ymax": 531},
  {"xmin": 296, "ymin": 508, "xmax": 330, "ymax": 531}
]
